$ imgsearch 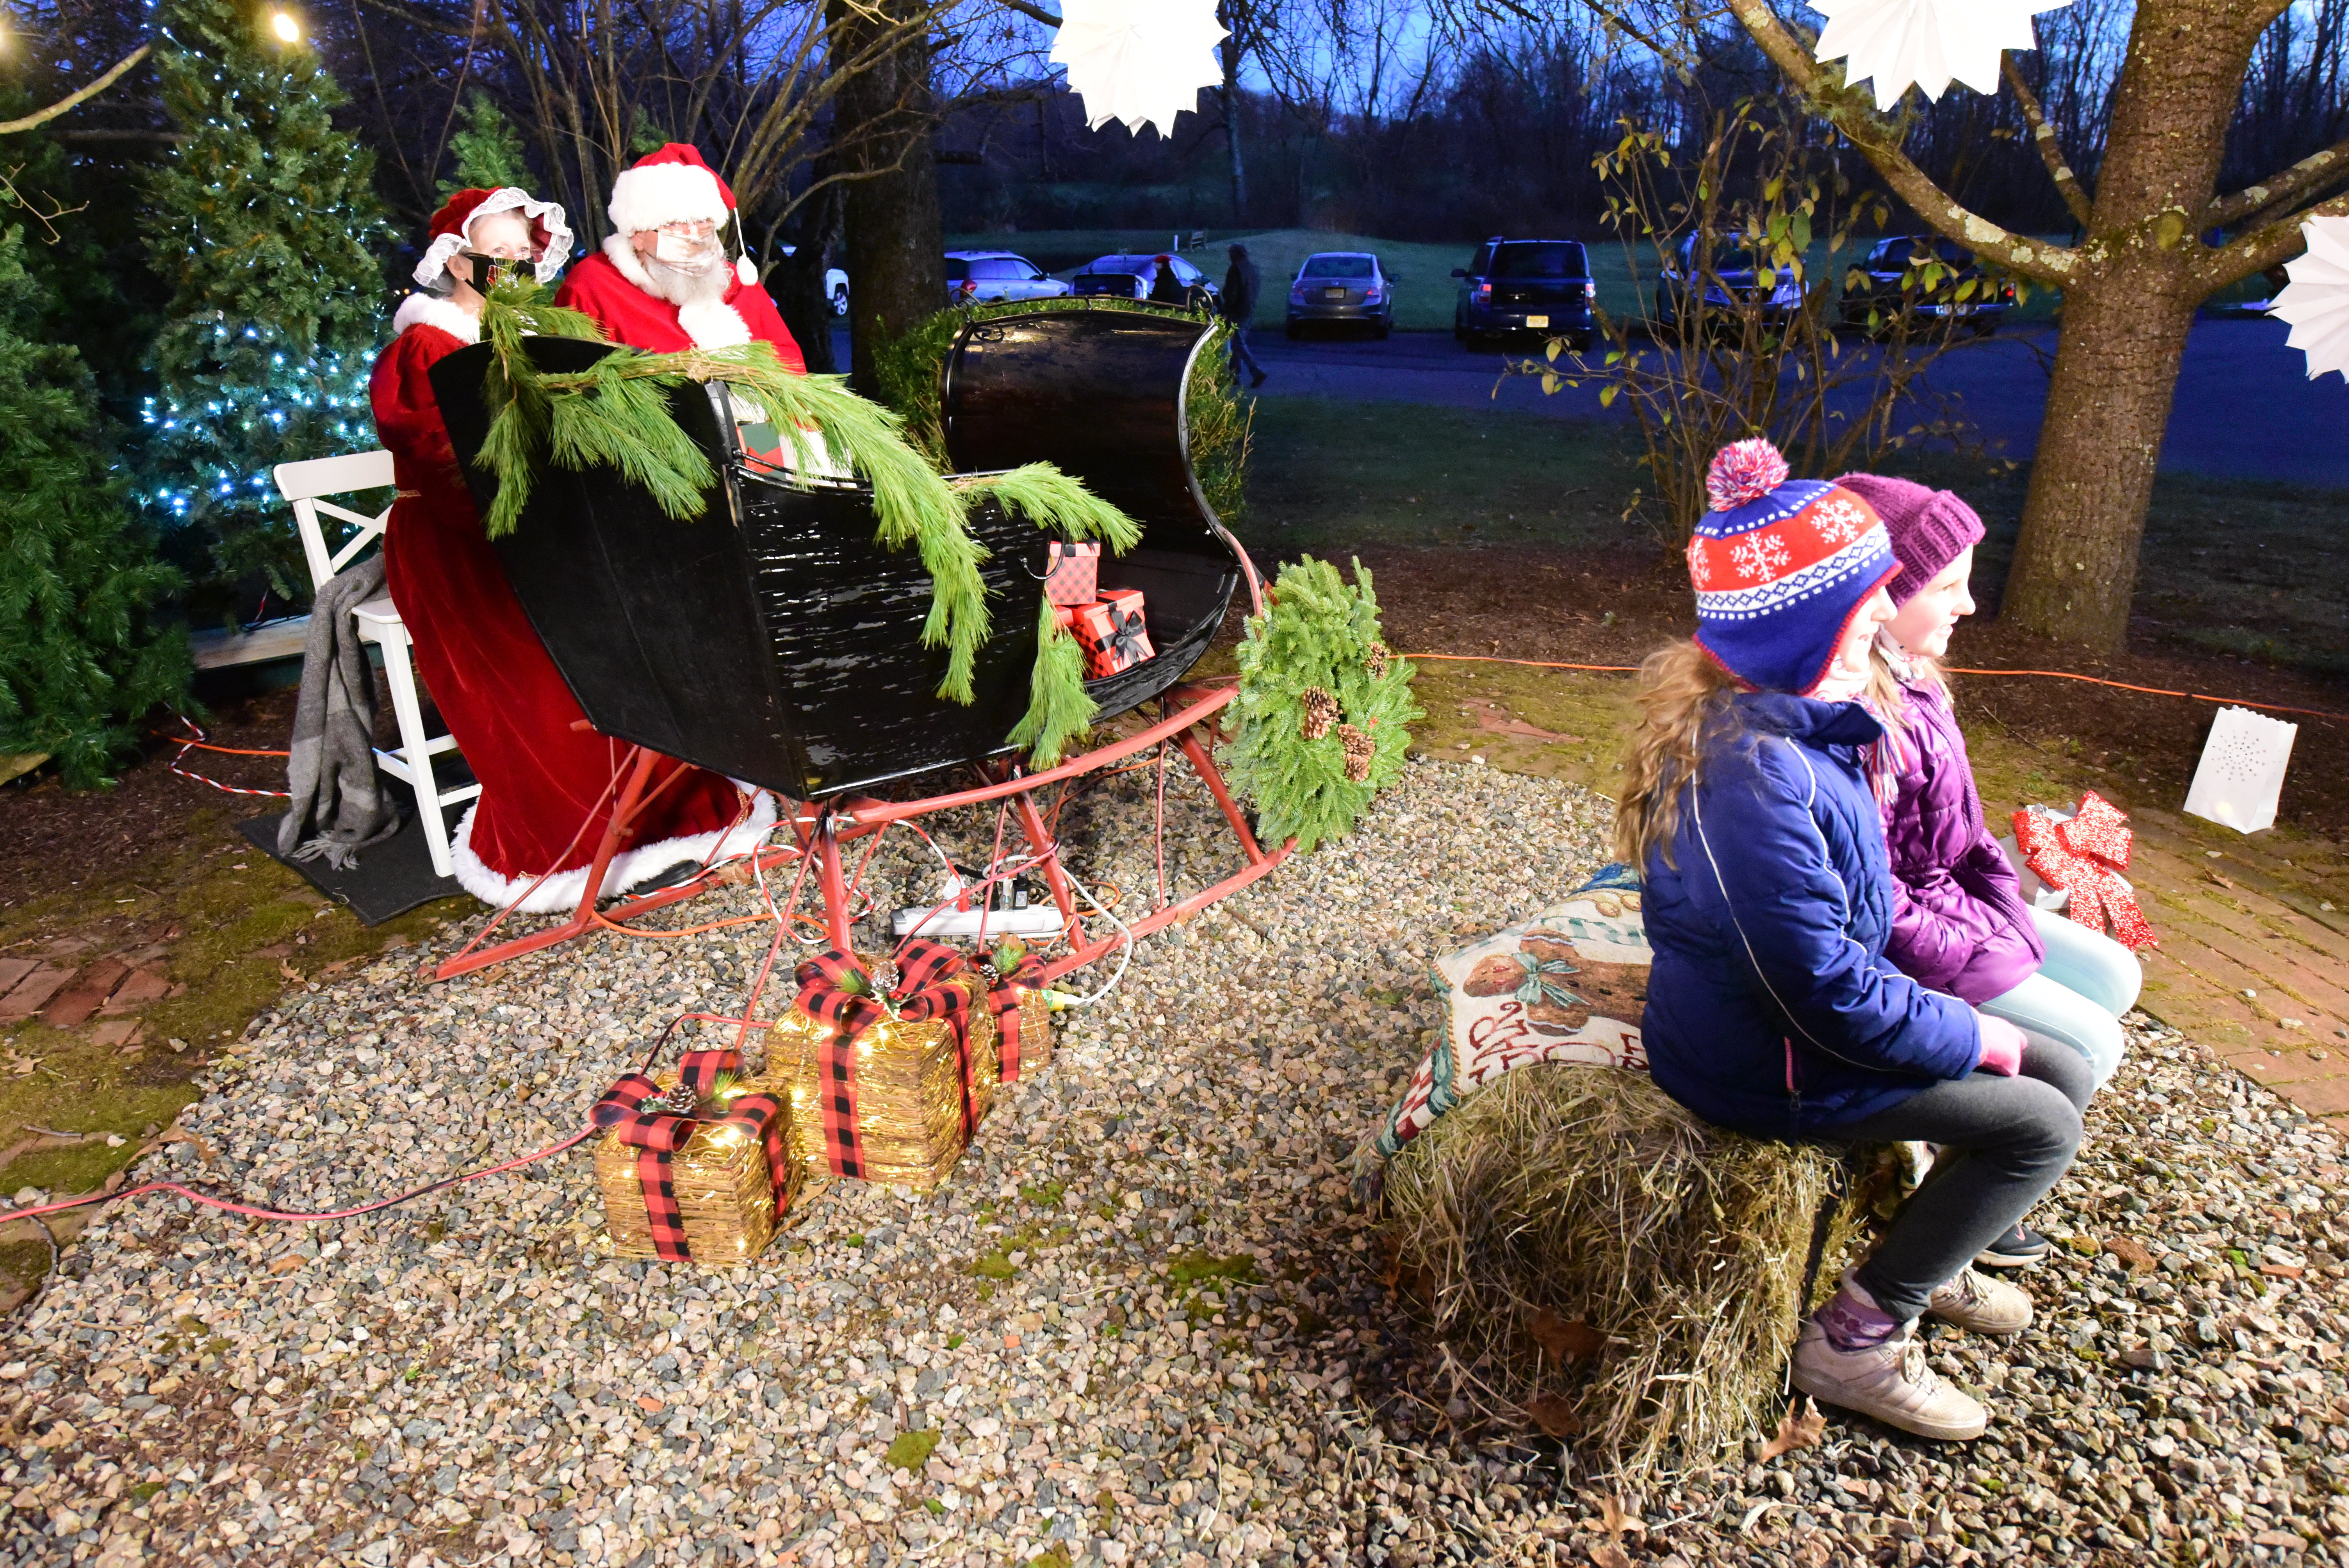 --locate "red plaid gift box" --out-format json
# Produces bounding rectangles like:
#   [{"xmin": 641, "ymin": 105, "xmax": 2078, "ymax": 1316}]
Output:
[
  {"xmin": 1074, "ymin": 588, "xmax": 1153, "ymax": 679},
  {"xmin": 1043, "ymin": 542, "xmax": 1101, "ymax": 608}
]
